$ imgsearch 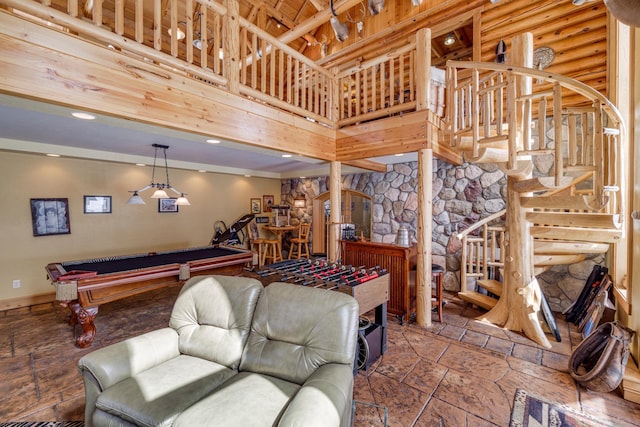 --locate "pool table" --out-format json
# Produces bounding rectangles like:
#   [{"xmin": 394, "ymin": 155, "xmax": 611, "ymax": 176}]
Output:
[{"xmin": 46, "ymin": 245, "xmax": 252, "ymax": 348}]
